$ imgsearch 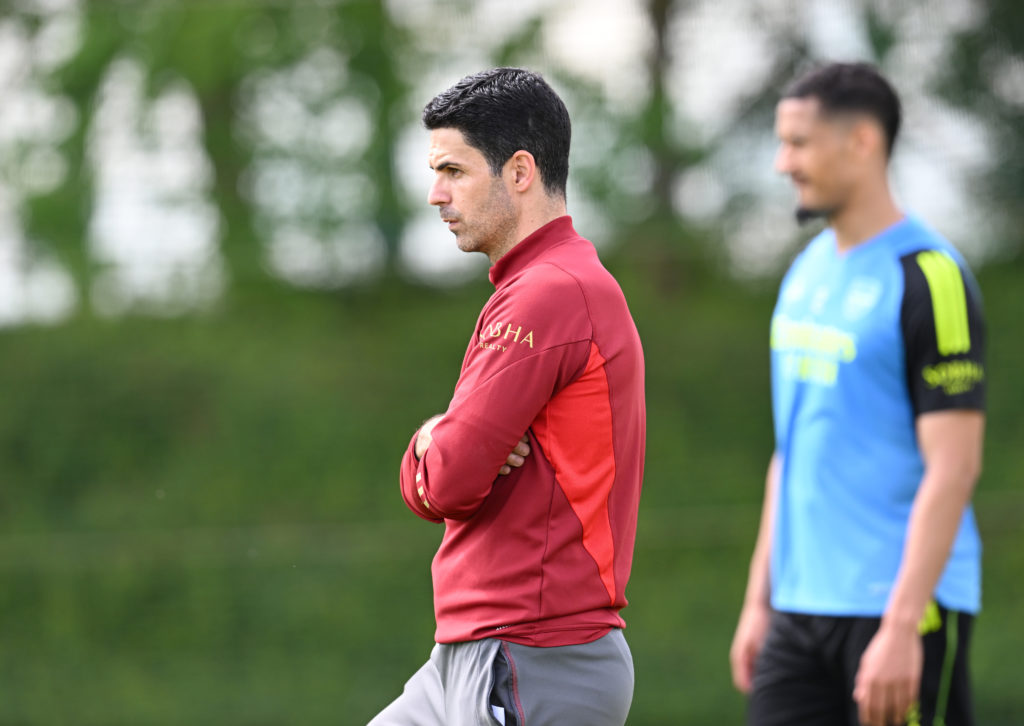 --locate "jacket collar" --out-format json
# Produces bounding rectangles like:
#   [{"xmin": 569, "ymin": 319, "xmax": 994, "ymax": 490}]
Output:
[{"xmin": 488, "ymin": 216, "xmax": 577, "ymax": 288}]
